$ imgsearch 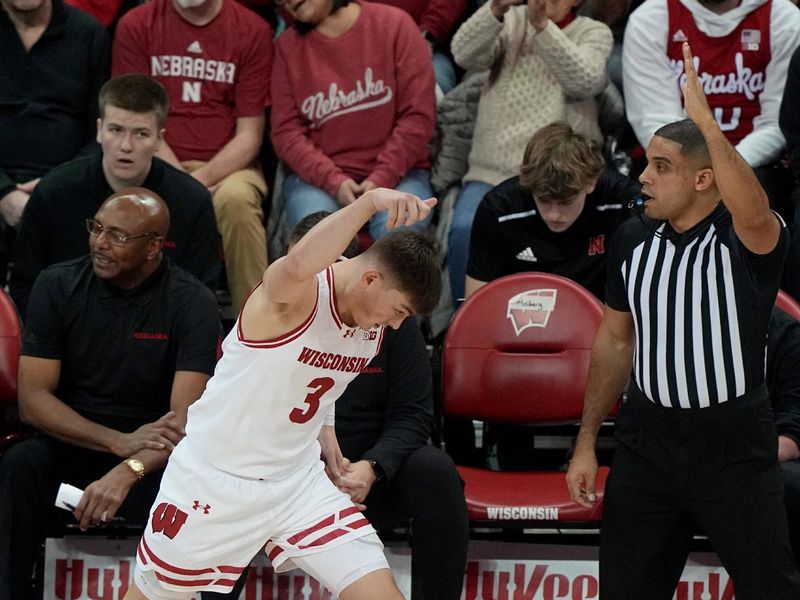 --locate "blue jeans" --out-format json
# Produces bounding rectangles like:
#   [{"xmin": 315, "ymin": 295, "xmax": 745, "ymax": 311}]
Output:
[
  {"xmin": 447, "ymin": 180, "xmax": 493, "ymax": 305},
  {"xmin": 432, "ymin": 52, "xmax": 457, "ymax": 95},
  {"xmin": 282, "ymin": 169, "xmax": 434, "ymax": 240}
]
